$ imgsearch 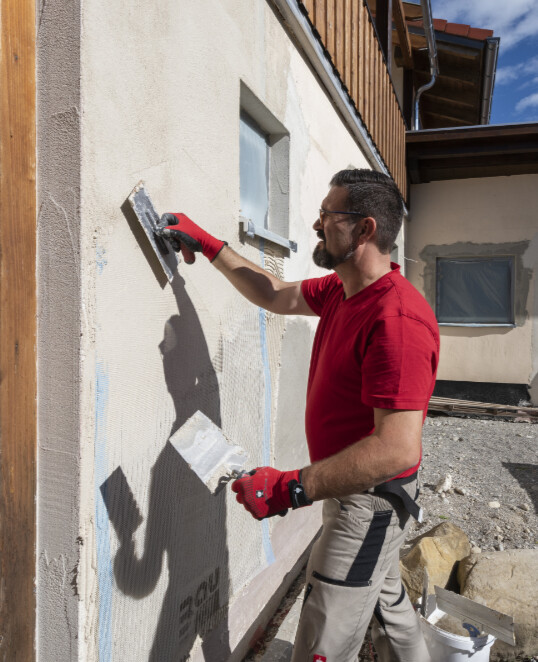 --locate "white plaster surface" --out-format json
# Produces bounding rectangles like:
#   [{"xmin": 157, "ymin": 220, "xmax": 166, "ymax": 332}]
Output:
[
  {"xmin": 38, "ymin": 0, "xmax": 377, "ymax": 659},
  {"xmin": 407, "ymin": 176, "xmax": 537, "ymax": 391}
]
